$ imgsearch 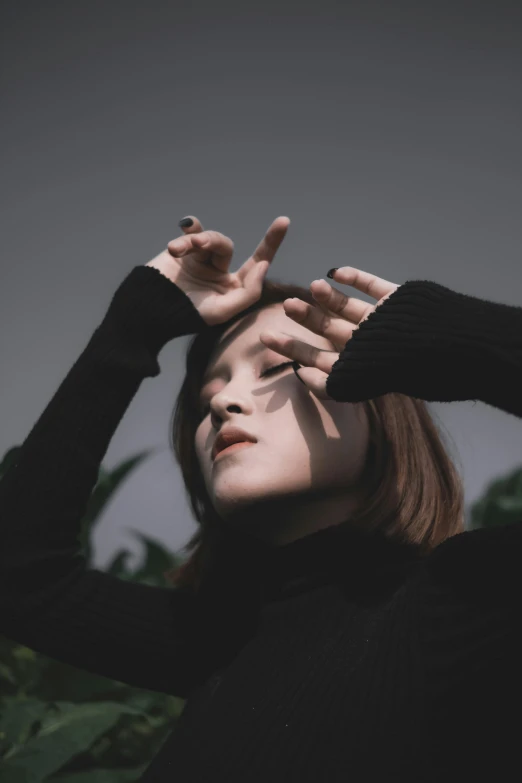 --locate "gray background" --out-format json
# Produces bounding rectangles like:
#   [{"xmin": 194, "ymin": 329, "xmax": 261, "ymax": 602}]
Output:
[{"xmin": 1, "ymin": 0, "xmax": 520, "ymax": 570}]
